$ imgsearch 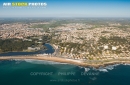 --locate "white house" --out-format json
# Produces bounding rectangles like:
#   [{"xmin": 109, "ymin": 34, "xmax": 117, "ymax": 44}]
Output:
[
  {"xmin": 104, "ymin": 45, "xmax": 108, "ymax": 49},
  {"xmin": 112, "ymin": 46, "xmax": 117, "ymax": 50}
]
